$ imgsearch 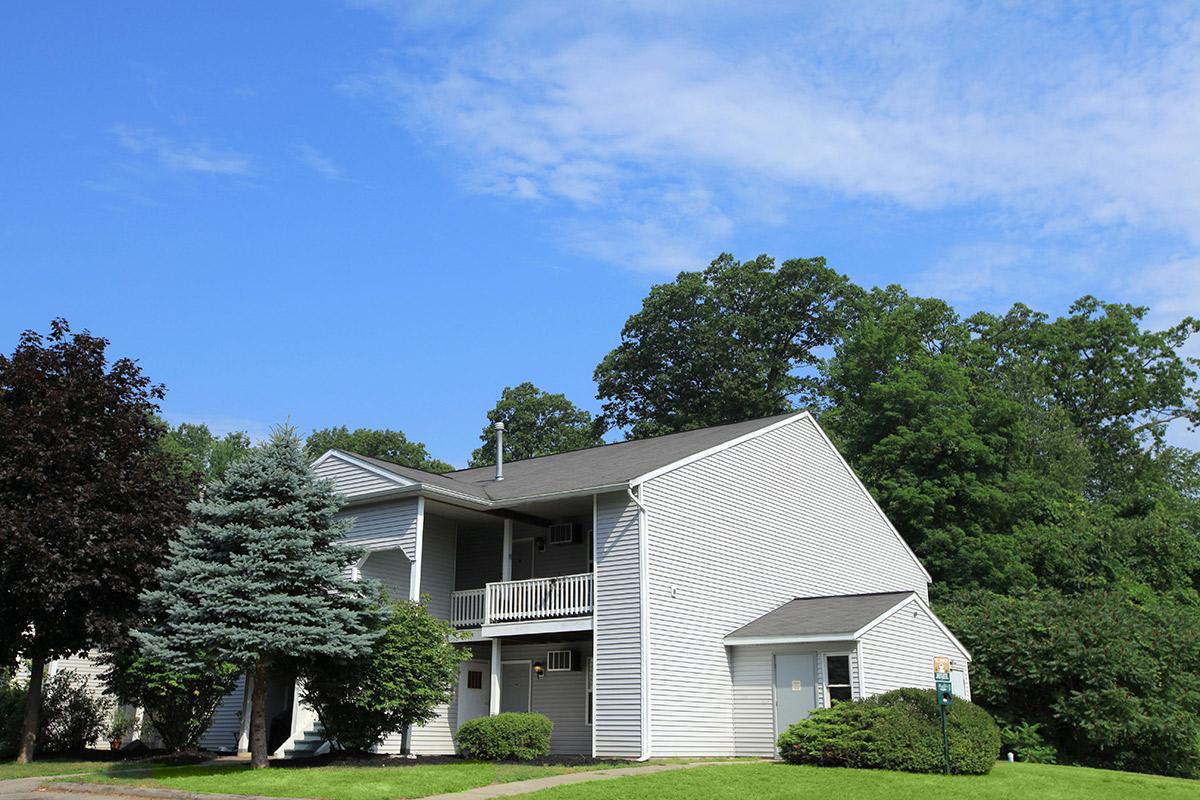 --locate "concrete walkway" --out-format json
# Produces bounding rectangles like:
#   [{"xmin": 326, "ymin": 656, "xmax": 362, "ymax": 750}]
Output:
[
  {"xmin": 421, "ymin": 760, "xmax": 752, "ymax": 800},
  {"xmin": 4, "ymin": 759, "xmax": 758, "ymax": 800}
]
